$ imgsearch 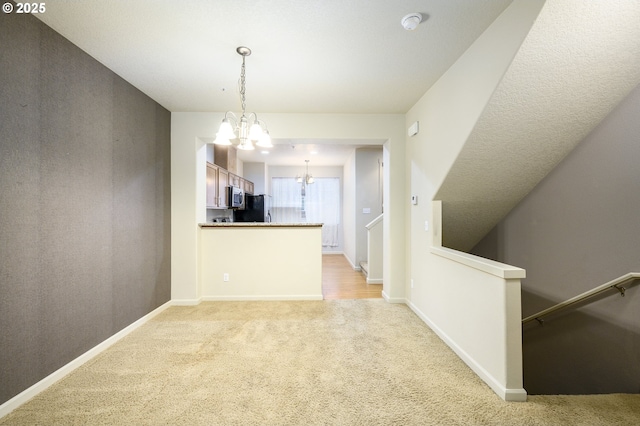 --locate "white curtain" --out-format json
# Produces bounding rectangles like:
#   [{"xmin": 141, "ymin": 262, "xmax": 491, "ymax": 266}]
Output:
[
  {"xmin": 271, "ymin": 177, "xmax": 340, "ymax": 247},
  {"xmin": 305, "ymin": 178, "xmax": 340, "ymax": 247},
  {"xmin": 271, "ymin": 177, "xmax": 304, "ymax": 223}
]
